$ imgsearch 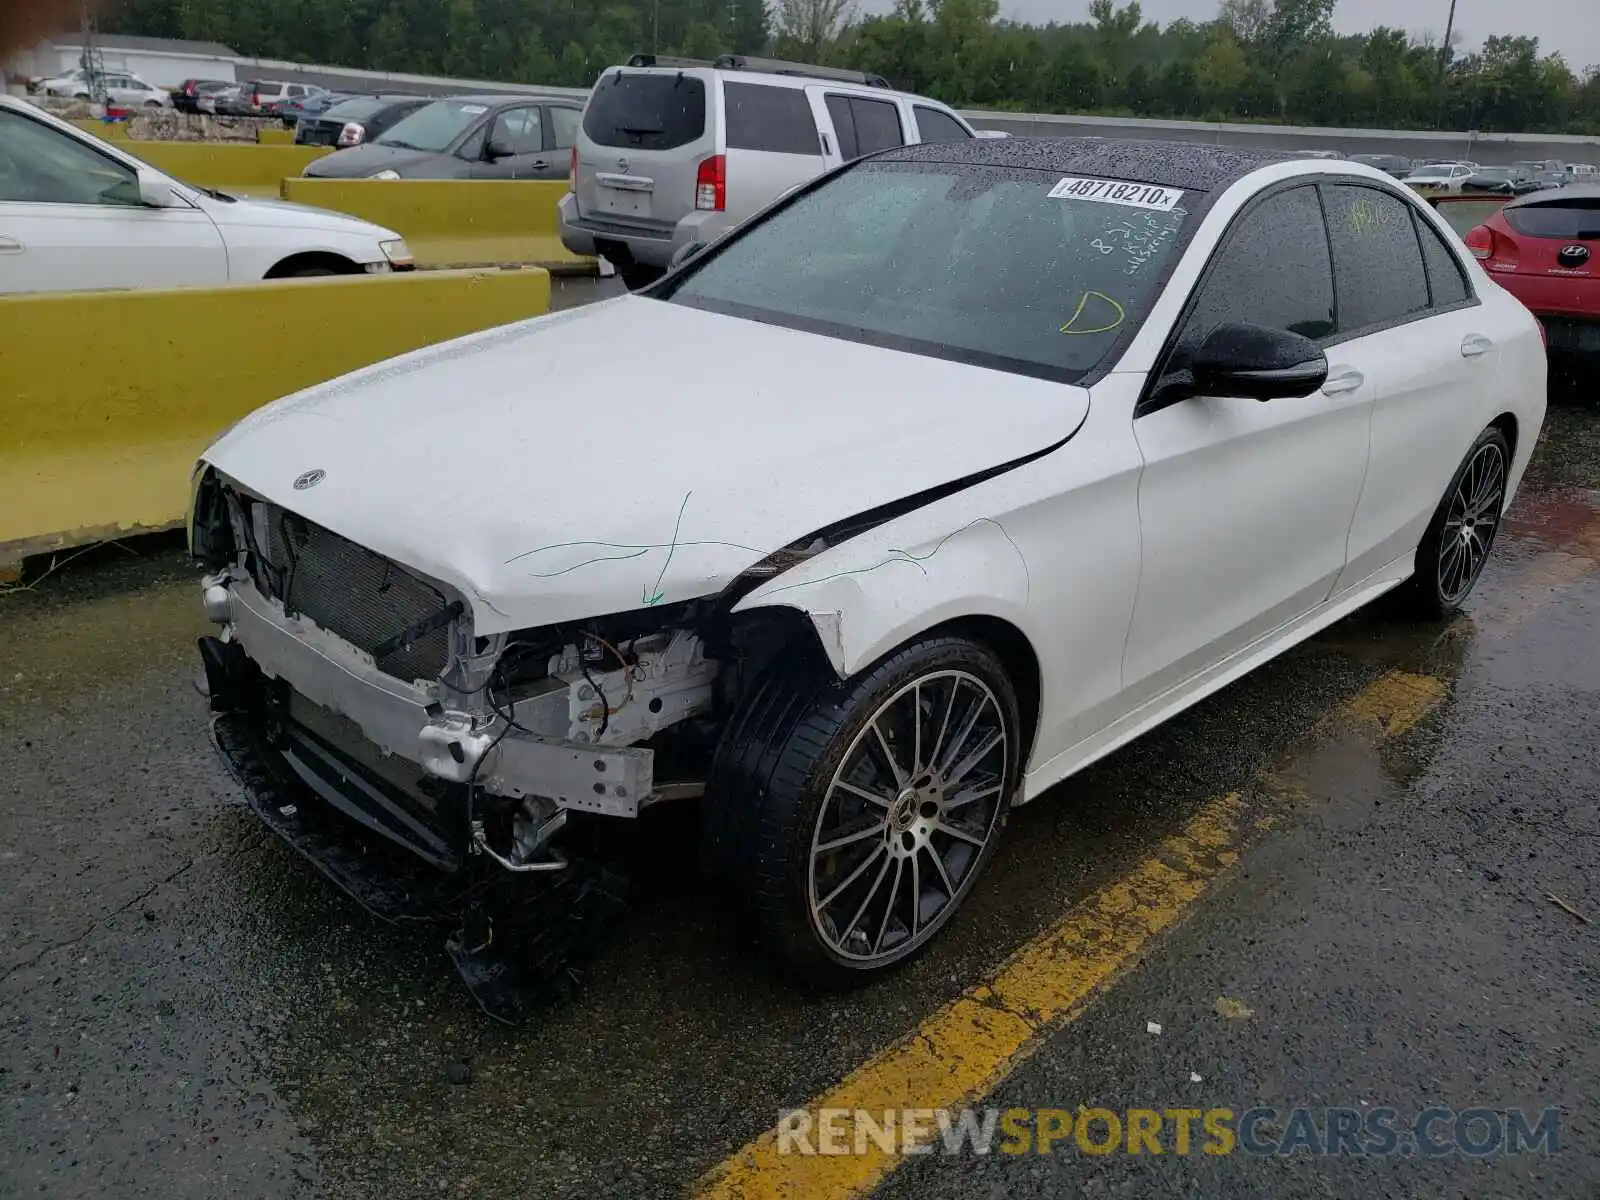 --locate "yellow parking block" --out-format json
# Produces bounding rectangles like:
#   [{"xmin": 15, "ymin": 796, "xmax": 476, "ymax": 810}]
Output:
[
  {"xmin": 0, "ymin": 268, "xmax": 551, "ymax": 574},
  {"xmin": 693, "ymin": 667, "xmax": 1448, "ymax": 1200},
  {"xmin": 280, "ymin": 178, "xmax": 593, "ymax": 268}
]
